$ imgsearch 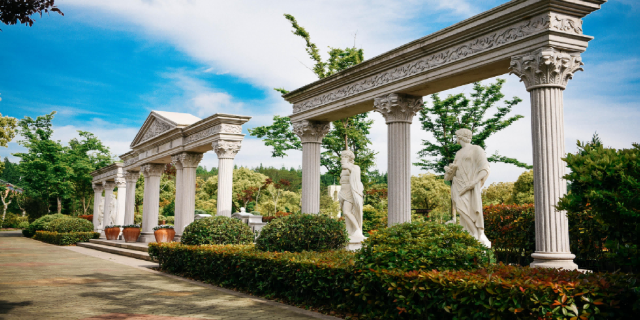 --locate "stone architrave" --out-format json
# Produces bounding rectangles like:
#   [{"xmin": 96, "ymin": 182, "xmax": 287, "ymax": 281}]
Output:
[
  {"xmin": 292, "ymin": 120, "xmax": 330, "ymax": 214},
  {"xmin": 115, "ymin": 177, "xmax": 127, "ymax": 227},
  {"xmin": 178, "ymin": 152, "xmax": 203, "ymax": 229},
  {"xmin": 102, "ymin": 181, "xmax": 116, "ymax": 230},
  {"xmin": 123, "ymin": 171, "xmax": 139, "ymax": 226},
  {"xmin": 373, "ymin": 93, "xmax": 423, "ymax": 226},
  {"xmin": 443, "ymin": 128, "xmax": 492, "ymax": 248},
  {"xmin": 92, "ymin": 183, "xmax": 104, "ymax": 232},
  {"xmin": 140, "ymin": 163, "xmax": 165, "ymax": 243},
  {"xmin": 170, "ymin": 155, "xmax": 184, "ymax": 235},
  {"xmin": 212, "ymin": 141, "xmax": 241, "ymax": 217},
  {"xmin": 509, "ymin": 47, "xmax": 582, "ymax": 270},
  {"xmin": 338, "ymin": 149, "xmax": 365, "ymax": 250}
]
